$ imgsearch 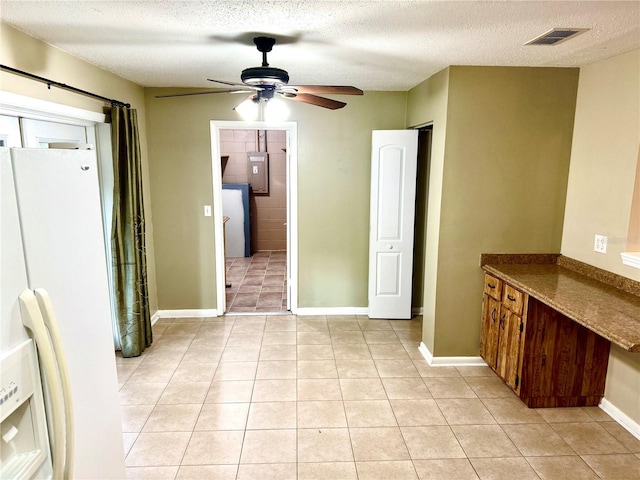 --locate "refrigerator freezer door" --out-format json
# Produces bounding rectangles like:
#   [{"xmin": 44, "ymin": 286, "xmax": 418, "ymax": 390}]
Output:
[
  {"xmin": 1, "ymin": 149, "xmax": 54, "ymax": 479},
  {"xmin": 0, "ymin": 340, "xmax": 52, "ymax": 480},
  {"xmin": 1, "ymin": 149, "xmax": 30, "ymax": 353},
  {"xmin": 10, "ymin": 148, "xmax": 125, "ymax": 479}
]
